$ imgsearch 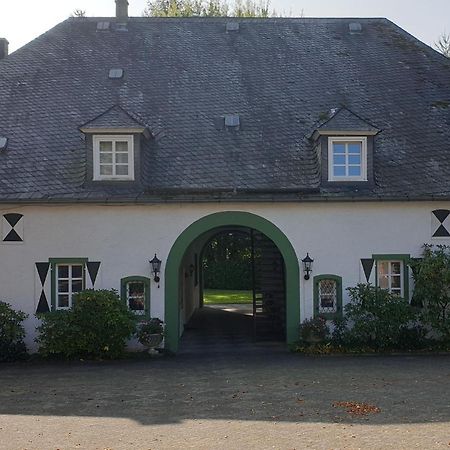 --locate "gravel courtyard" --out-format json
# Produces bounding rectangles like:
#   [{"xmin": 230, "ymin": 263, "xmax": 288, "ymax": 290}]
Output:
[{"xmin": 0, "ymin": 351, "xmax": 449, "ymax": 450}]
